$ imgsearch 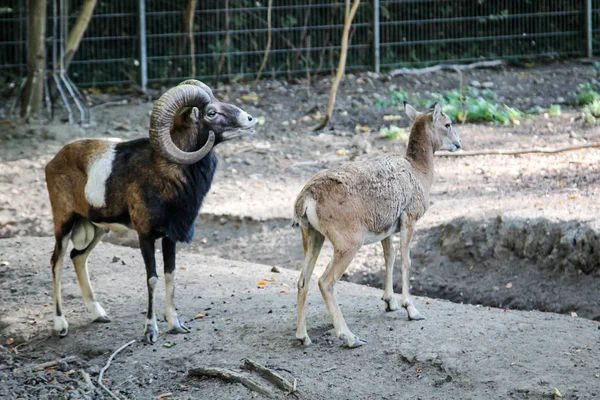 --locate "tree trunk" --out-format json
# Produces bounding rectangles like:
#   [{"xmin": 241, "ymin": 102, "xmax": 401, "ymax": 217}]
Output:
[
  {"xmin": 183, "ymin": 0, "xmax": 197, "ymax": 77},
  {"xmin": 62, "ymin": 0, "xmax": 98, "ymax": 71},
  {"xmin": 313, "ymin": 0, "xmax": 360, "ymax": 131},
  {"xmin": 21, "ymin": 0, "xmax": 47, "ymax": 119}
]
